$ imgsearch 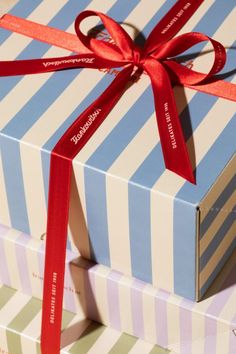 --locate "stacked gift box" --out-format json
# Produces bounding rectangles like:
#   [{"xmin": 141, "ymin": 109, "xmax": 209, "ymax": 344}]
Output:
[
  {"xmin": 0, "ymin": 225, "xmax": 235, "ymax": 354},
  {"xmin": 0, "ymin": 0, "xmax": 235, "ymax": 353}
]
